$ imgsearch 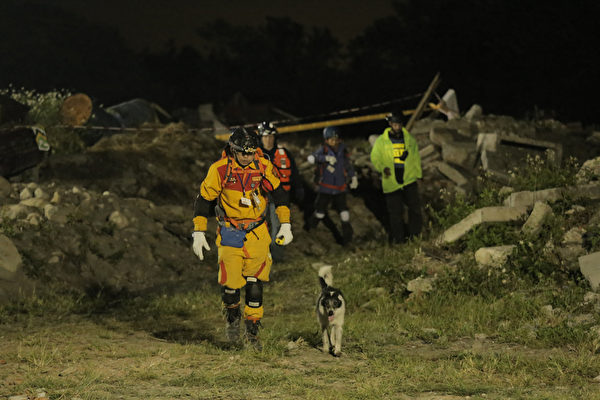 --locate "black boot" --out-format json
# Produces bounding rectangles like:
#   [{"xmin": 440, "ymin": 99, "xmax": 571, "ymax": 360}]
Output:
[
  {"xmin": 341, "ymin": 221, "xmax": 353, "ymax": 245},
  {"xmin": 223, "ymin": 306, "xmax": 241, "ymax": 342},
  {"xmin": 244, "ymin": 319, "xmax": 262, "ymax": 350},
  {"xmin": 306, "ymin": 213, "xmax": 321, "ymax": 231}
]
